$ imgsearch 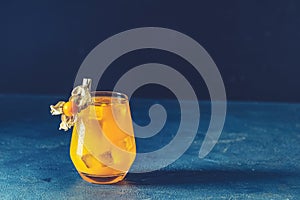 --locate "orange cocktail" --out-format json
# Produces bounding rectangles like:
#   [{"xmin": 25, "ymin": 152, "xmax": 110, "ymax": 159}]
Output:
[{"xmin": 70, "ymin": 91, "xmax": 136, "ymax": 184}]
